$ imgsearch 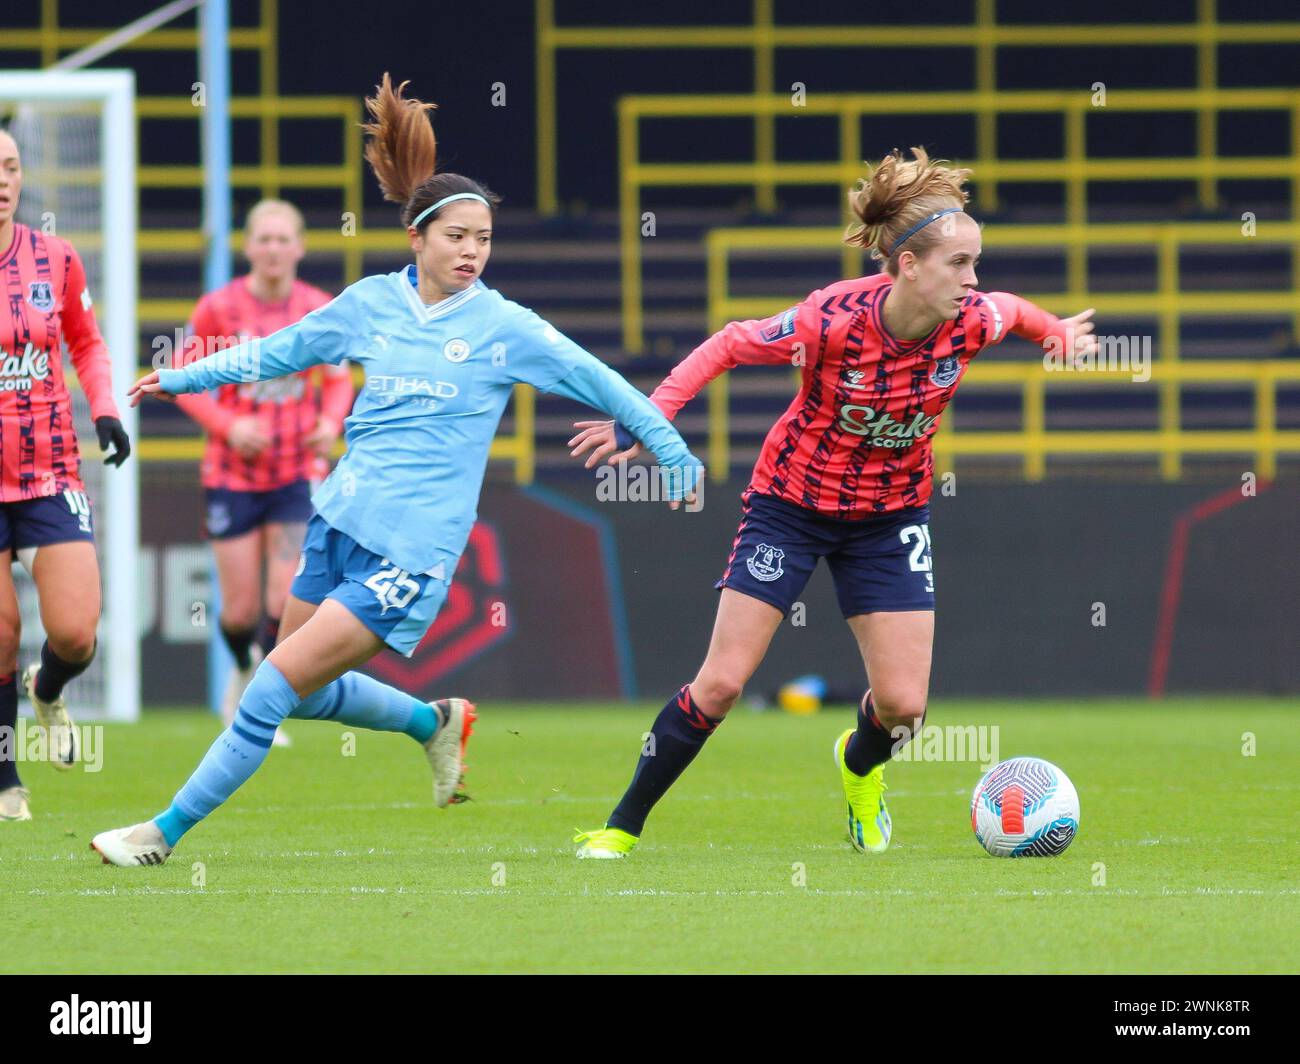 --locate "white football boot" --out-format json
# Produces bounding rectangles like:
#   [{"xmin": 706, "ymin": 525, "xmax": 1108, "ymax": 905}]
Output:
[
  {"xmin": 0, "ymin": 786, "xmax": 31, "ymax": 822},
  {"xmin": 91, "ymin": 822, "xmax": 173, "ymax": 867},
  {"xmin": 23, "ymin": 663, "xmax": 77, "ymax": 770},
  {"xmin": 424, "ymin": 698, "xmax": 477, "ymax": 807}
]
